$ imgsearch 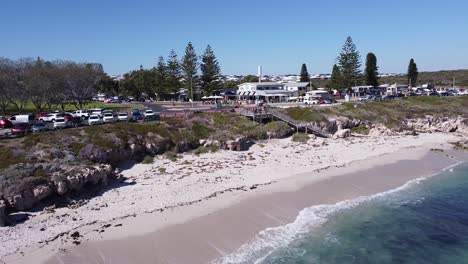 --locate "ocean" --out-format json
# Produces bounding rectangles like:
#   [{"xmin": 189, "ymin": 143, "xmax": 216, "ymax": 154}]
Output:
[{"xmin": 218, "ymin": 162, "xmax": 468, "ymax": 264}]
